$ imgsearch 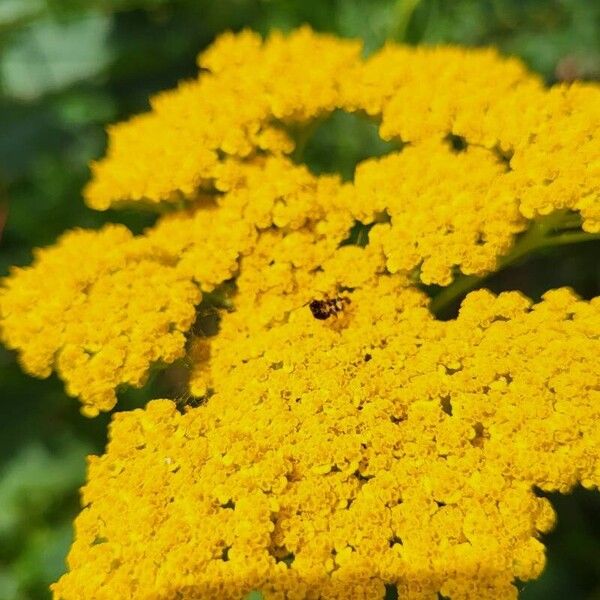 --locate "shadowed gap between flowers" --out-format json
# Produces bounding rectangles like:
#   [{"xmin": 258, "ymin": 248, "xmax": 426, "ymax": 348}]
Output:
[{"xmin": 289, "ymin": 109, "xmax": 404, "ymax": 181}]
